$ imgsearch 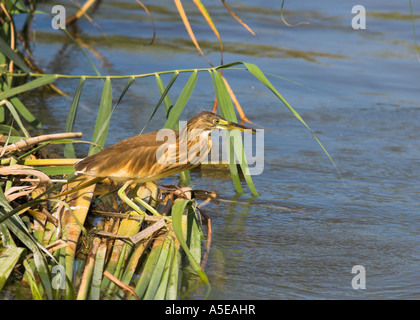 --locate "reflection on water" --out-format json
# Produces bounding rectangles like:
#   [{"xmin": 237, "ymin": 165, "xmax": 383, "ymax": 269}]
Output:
[{"xmin": 23, "ymin": 0, "xmax": 420, "ymax": 299}]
